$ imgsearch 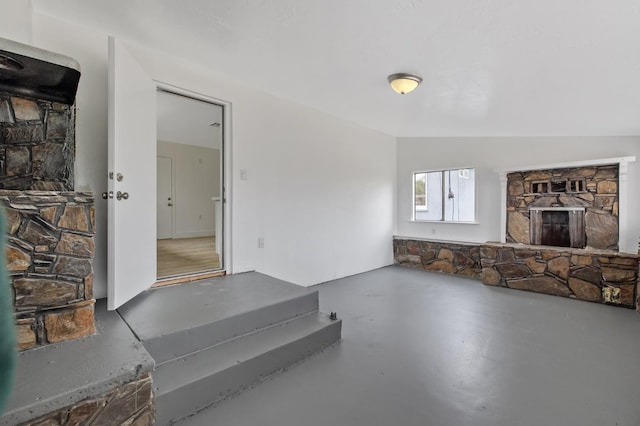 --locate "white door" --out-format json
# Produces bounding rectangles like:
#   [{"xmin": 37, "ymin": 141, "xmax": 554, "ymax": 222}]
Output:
[
  {"xmin": 157, "ymin": 156, "xmax": 173, "ymax": 239},
  {"xmin": 107, "ymin": 37, "xmax": 157, "ymax": 310}
]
